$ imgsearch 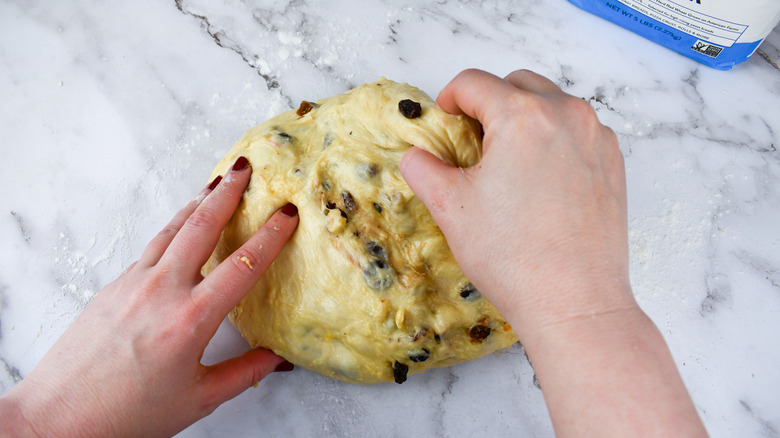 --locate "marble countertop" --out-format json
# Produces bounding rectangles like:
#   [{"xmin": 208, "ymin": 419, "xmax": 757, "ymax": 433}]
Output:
[{"xmin": 2, "ymin": 1, "xmax": 779, "ymax": 436}]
